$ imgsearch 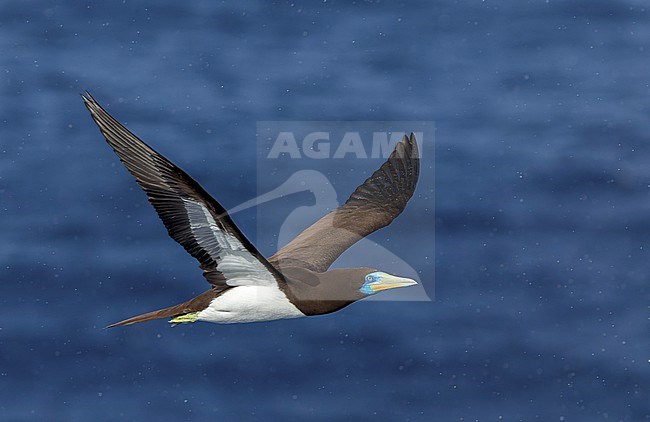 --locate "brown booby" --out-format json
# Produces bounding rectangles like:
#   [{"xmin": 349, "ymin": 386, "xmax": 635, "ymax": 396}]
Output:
[{"xmin": 82, "ymin": 92, "xmax": 420, "ymax": 327}]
